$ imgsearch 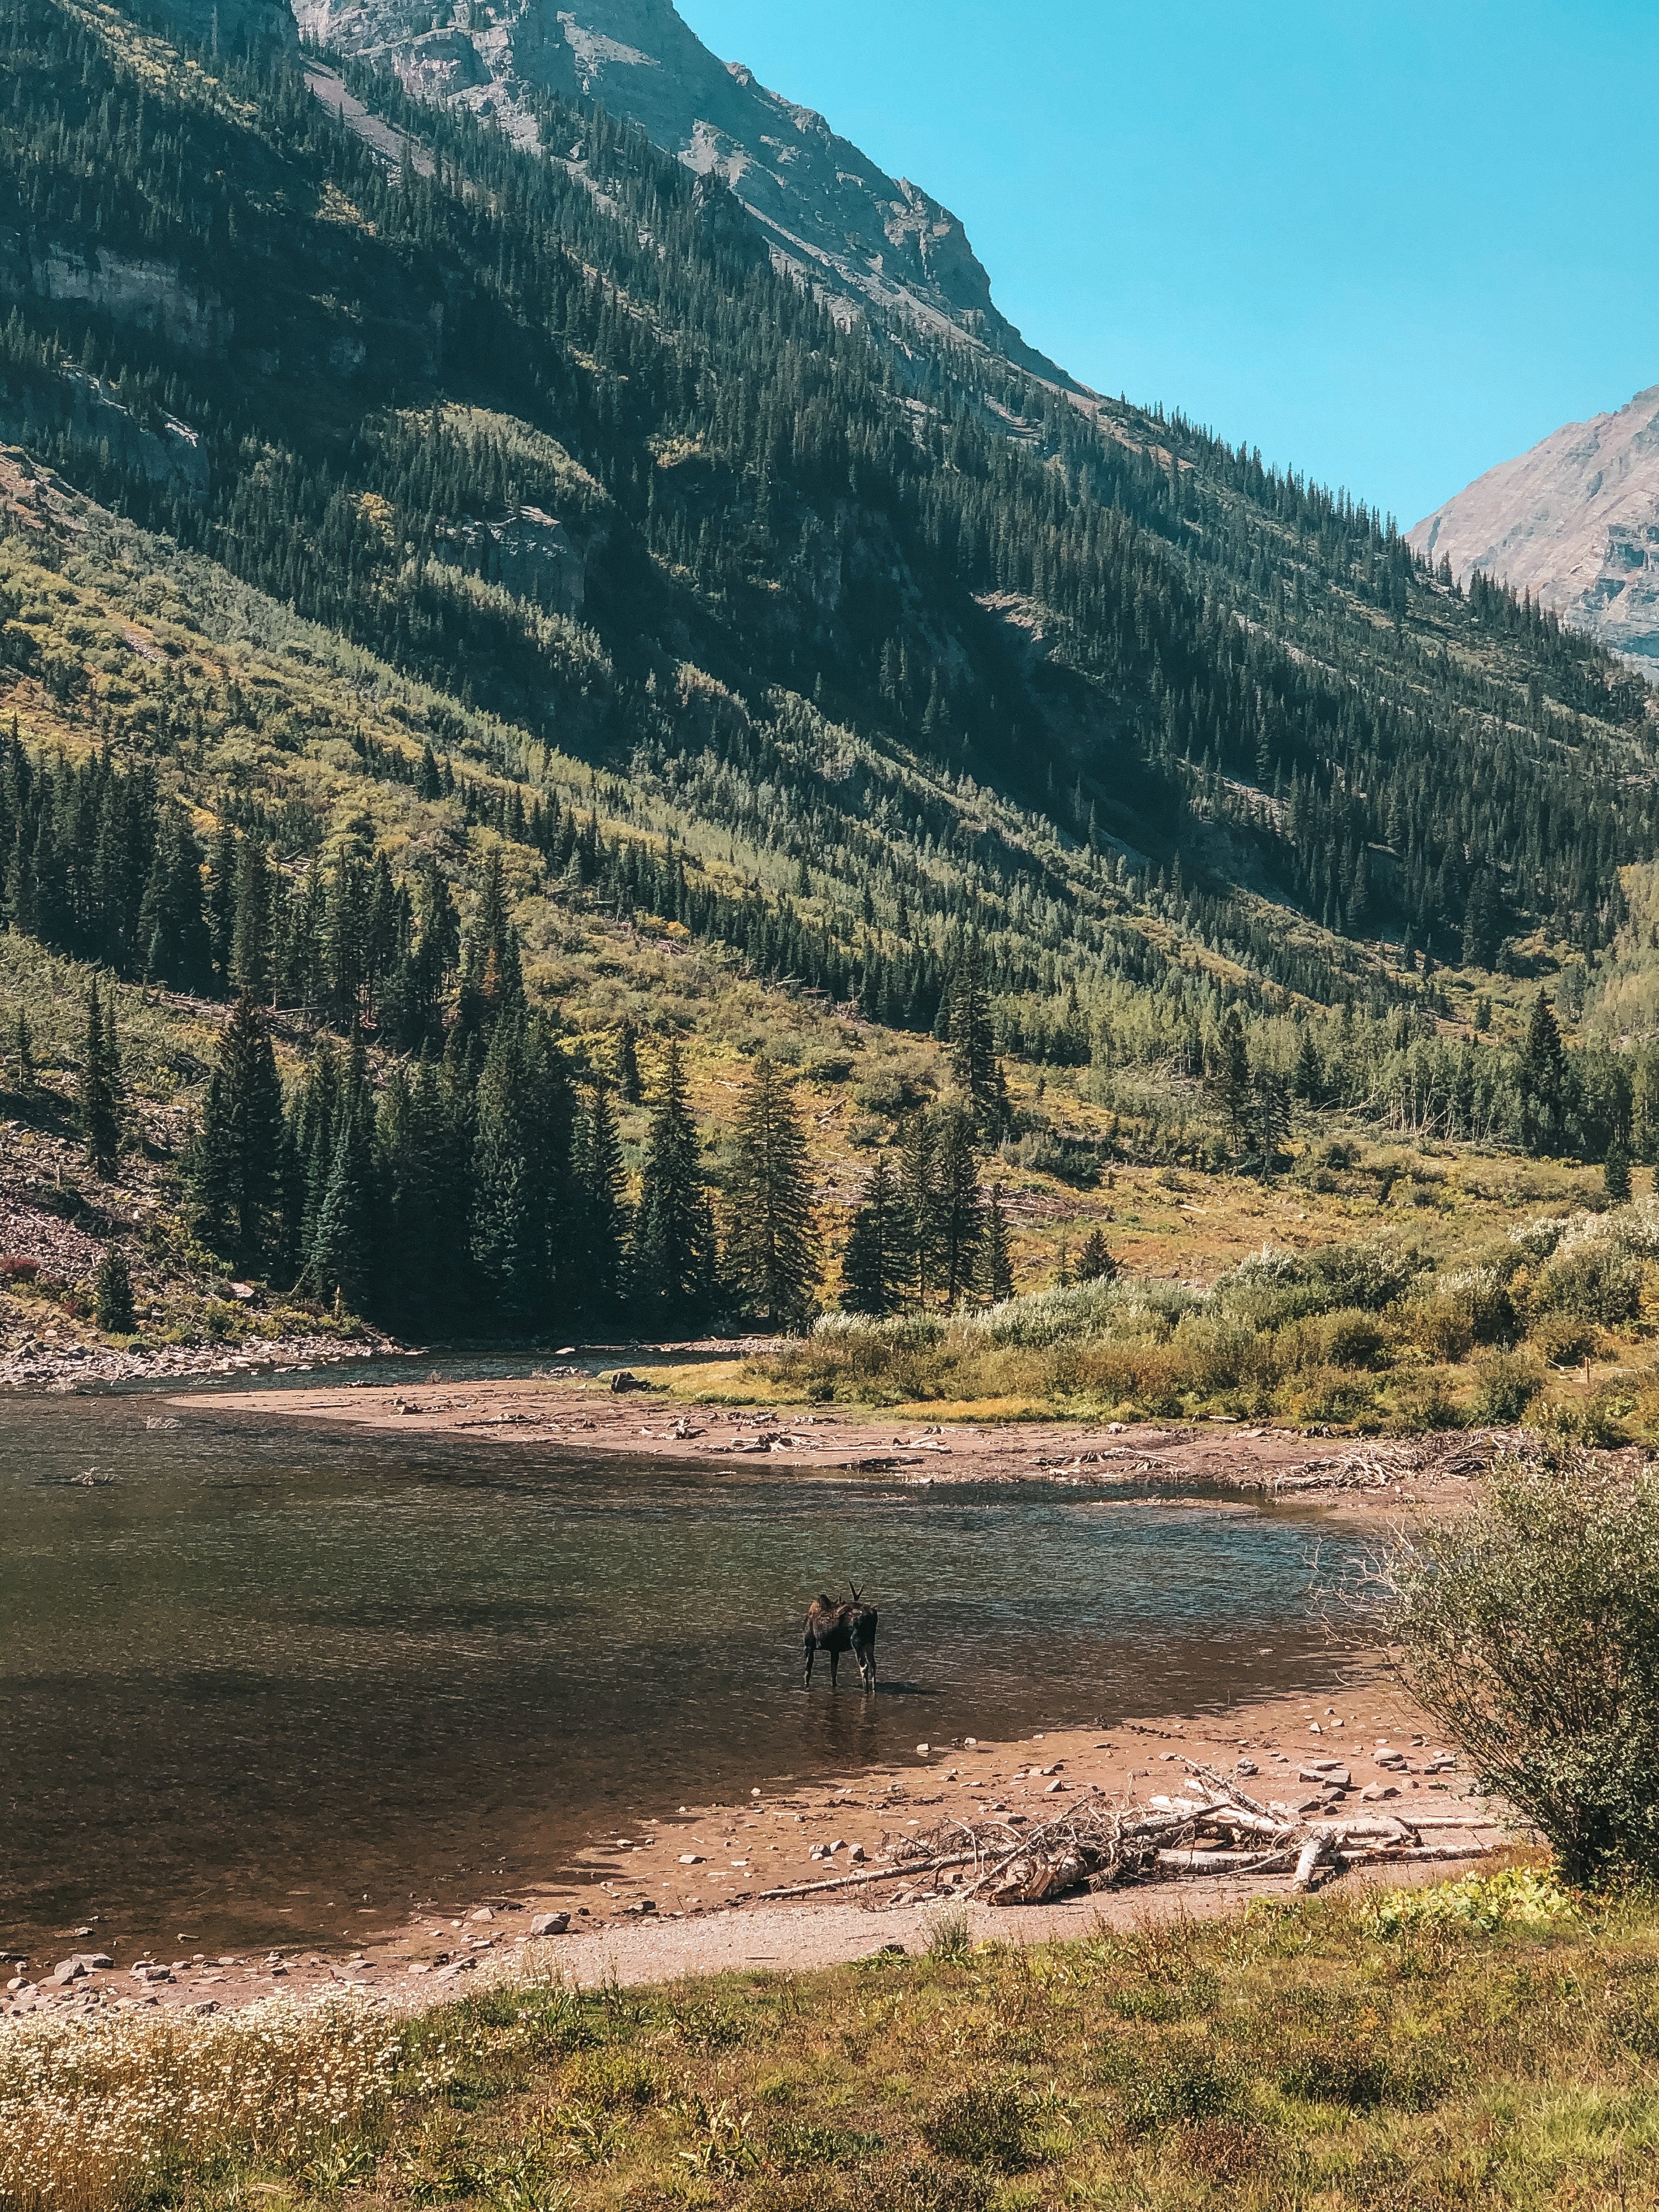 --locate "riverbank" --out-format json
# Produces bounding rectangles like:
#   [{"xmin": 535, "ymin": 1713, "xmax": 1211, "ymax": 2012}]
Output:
[
  {"xmin": 195, "ymin": 1370, "xmax": 1504, "ymax": 1520},
  {"xmin": 2, "ymin": 1671, "xmax": 1512, "ymax": 2030}
]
